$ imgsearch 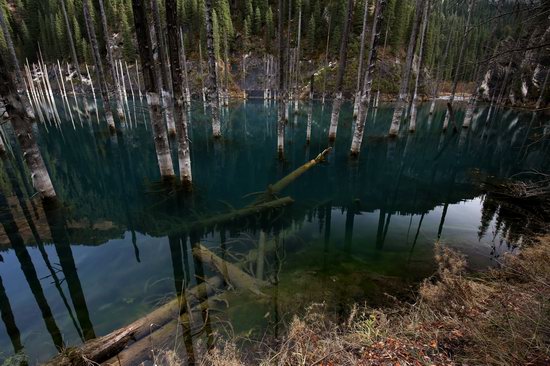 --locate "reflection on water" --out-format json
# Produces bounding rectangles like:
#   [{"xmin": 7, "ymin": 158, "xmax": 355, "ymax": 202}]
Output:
[{"xmin": 0, "ymin": 100, "xmax": 548, "ymax": 363}]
